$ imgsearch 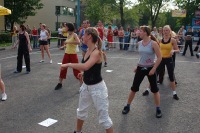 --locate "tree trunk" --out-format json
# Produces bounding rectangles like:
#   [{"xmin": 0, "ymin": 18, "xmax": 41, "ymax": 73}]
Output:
[
  {"xmin": 119, "ymin": 0, "xmax": 124, "ymax": 27},
  {"xmin": 11, "ymin": 21, "xmax": 15, "ymax": 32}
]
